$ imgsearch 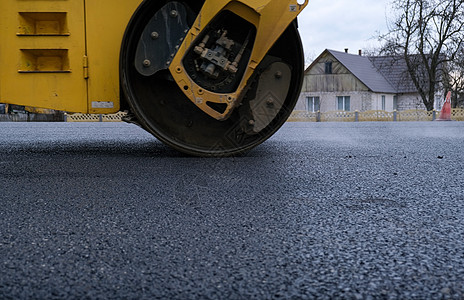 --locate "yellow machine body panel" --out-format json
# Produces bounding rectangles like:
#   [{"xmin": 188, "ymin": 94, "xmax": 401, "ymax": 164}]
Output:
[
  {"xmin": 85, "ymin": 0, "xmax": 142, "ymax": 114},
  {"xmin": 0, "ymin": 0, "xmax": 88, "ymax": 113},
  {"xmin": 0, "ymin": 0, "xmax": 141, "ymax": 113}
]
